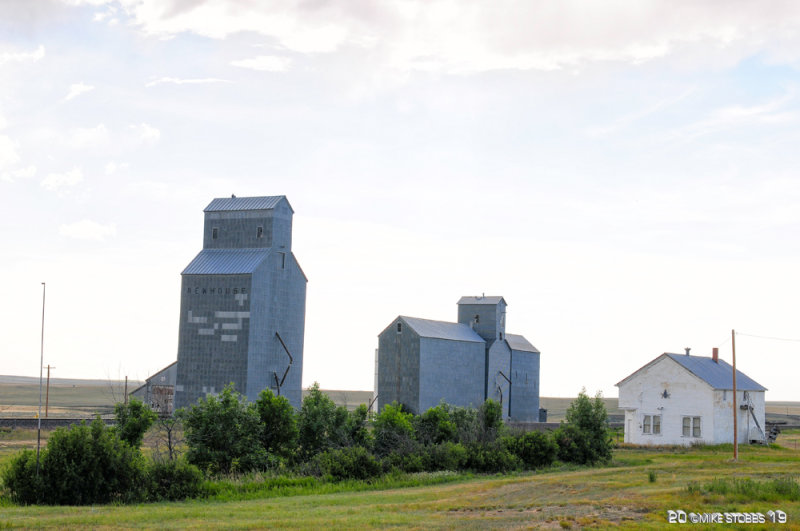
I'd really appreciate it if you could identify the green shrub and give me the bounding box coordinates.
[297,383,349,458]
[147,459,204,501]
[345,404,373,449]
[114,398,157,448]
[465,441,521,473]
[507,431,558,469]
[478,400,505,442]
[307,447,382,481]
[183,384,266,475]
[373,402,416,457]
[554,390,613,465]
[254,389,298,458]
[415,404,458,445]
[2,419,147,505]
[1,449,42,505]
[420,442,468,471]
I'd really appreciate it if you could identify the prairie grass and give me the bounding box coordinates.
[1,442,798,528]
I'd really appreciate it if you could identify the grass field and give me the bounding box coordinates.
[1,434,799,528]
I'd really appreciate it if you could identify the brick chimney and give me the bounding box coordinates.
[712,347,719,363]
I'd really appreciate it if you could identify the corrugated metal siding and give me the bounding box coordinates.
[204,196,286,212]
[505,333,539,353]
[182,249,269,275]
[665,353,766,391]
[402,316,484,343]
[457,296,506,305]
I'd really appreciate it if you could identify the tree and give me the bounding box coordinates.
[415,402,457,445]
[478,399,505,442]
[151,413,184,462]
[555,389,613,465]
[182,384,265,474]
[297,383,349,458]
[254,388,298,458]
[373,401,415,457]
[114,397,157,448]
[345,403,373,448]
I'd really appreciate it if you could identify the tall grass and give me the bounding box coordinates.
[688,477,800,502]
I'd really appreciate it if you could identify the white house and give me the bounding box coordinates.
[616,348,767,446]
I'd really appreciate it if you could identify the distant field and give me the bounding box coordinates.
[1,376,797,423]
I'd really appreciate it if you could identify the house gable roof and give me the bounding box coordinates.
[616,353,767,391]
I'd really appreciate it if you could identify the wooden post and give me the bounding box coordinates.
[732,329,738,461]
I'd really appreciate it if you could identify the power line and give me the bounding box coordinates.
[735,331,800,343]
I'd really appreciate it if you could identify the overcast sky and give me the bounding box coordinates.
[2,1,799,401]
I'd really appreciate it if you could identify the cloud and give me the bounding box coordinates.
[231,55,291,72]
[86,1,800,74]
[1,165,37,183]
[41,167,83,191]
[145,76,232,87]
[59,219,117,241]
[104,161,129,175]
[64,82,95,101]
[0,45,45,66]
[0,135,21,171]
[65,123,110,149]
[129,122,160,143]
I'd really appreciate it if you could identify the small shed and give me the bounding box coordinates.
[616,349,767,445]
[130,361,177,415]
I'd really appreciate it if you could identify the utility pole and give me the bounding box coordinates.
[45,365,56,418]
[732,329,738,461]
[36,282,46,476]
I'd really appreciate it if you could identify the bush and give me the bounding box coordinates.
[2,419,147,505]
[1,449,42,505]
[345,404,373,449]
[478,400,505,442]
[465,441,521,473]
[373,402,416,457]
[555,390,613,465]
[254,389,298,458]
[306,446,382,481]
[507,431,558,469]
[183,384,266,475]
[147,459,204,501]
[297,383,349,458]
[114,398,157,448]
[419,442,468,471]
[415,404,458,445]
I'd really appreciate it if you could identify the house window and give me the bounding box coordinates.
[278,252,286,269]
[643,415,651,434]
[212,227,218,239]
[257,226,263,238]
[474,314,480,324]
[396,322,402,333]
[653,415,661,434]
[499,332,503,340]
[683,416,701,437]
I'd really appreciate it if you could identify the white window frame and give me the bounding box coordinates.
[682,416,701,438]
[642,415,651,434]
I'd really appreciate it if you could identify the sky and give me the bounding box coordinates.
[1,0,800,401]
